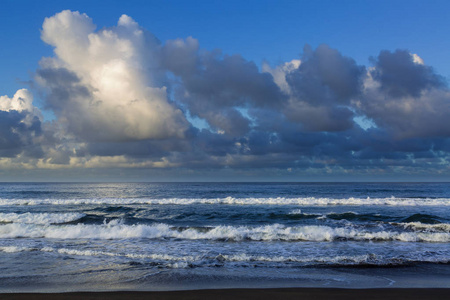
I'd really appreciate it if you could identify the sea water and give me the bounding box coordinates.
[0,182,449,291]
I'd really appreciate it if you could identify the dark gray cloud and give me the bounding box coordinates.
[359,50,450,139]
[283,44,365,132]
[36,67,89,112]
[288,44,365,104]
[0,110,43,158]
[162,38,286,136]
[370,49,444,98]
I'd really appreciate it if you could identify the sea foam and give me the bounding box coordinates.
[0,212,85,224]
[0,196,449,206]
[395,222,450,233]
[1,246,448,267]
[0,222,448,242]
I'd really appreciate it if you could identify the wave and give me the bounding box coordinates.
[0,212,86,225]
[400,213,444,224]
[0,246,448,267]
[287,211,447,225]
[0,246,197,261]
[0,222,448,242]
[288,209,322,217]
[393,222,450,233]
[216,253,450,266]
[0,196,449,206]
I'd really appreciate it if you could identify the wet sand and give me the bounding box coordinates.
[0,288,449,300]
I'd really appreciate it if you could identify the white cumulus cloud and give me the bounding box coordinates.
[0,89,34,113]
[38,10,189,142]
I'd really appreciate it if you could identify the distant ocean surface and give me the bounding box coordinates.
[0,182,449,292]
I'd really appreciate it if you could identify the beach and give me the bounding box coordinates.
[1,288,450,300]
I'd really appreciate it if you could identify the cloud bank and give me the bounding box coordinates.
[1,10,450,179]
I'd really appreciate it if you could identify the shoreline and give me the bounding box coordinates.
[0,288,449,300]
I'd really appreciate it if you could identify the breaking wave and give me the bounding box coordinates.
[0,196,449,206]
[0,212,86,225]
[0,246,448,268]
[0,222,448,242]
[394,222,450,233]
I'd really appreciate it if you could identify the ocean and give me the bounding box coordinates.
[0,182,449,292]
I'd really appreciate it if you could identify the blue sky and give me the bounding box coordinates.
[2,0,450,97]
[1,0,450,181]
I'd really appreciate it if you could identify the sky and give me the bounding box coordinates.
[1,0,450,181]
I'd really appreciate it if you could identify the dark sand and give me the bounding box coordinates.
[0,288,449,300]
